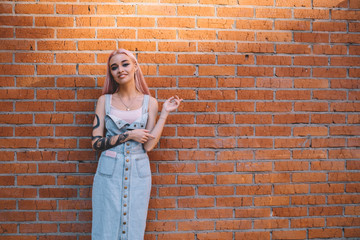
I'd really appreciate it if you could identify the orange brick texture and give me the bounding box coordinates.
[1,0,360,239]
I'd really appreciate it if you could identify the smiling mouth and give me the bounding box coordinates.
[118,74,127,78]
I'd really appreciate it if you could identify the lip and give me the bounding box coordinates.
[118,74,127,78]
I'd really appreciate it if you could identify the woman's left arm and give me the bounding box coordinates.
[143,95,182,152]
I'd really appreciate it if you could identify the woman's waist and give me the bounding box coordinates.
[107,141,146,154]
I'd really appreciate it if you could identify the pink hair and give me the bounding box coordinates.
[102,49,150,95]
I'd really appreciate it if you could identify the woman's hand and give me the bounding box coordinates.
[128,129,155,143]
[162,95,183,113]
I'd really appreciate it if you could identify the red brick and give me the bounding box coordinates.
[238,138,273,148]
[237,162,272,172]
[219,31,255,41]
[313,22,347,32]
[310,206,343,216]
[235,208,270,218]
[292,173,327,182]
[178,221,213,231]
[198,163,234,173]
[256,8,291,18]
[294,102,328,111]
[255,173,290,183]
[216,197,248,207]
[235,232,270,240]
[158,42,196,52]
[294,9,329,19]
[0,65,35,75]
[236,185,271,195]
[274,184,308,194]
[255,126,291,136]
[274,161,309,171]
[197,232,233,240]
[276,67,310,77]
[275,20,310,31]
[276,0,311,7]
[273,207,307,217]
[309,229,342,239]
[292,218,325,228]
[158,210,194,220]
[218,127,254,136]
[198,42,235,52]
[56,4,95,15]
[198,186,234,196]
[178,175,214,185]
[310,183,344,193]
[215,220,251,230]
[218,102,254,112]
[311,161,345,170]
[236,114,272,124]
[217,174,252,184]
[292,196,325,205]
[179,30,217,40]
[238,43,274,53]
[257,78,292,88]
[197,19,234,29]
[313,45,347,55]
[178,198,214,208]
[157,233,194,240]
[177,6,215,16]
[18,176,55,186]
[345,228,360,238]
[257,32,292,42]
[273,230,307,239]
[197,209,232,219]
[236,19,272,29]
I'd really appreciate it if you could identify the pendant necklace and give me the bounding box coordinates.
[118,95,136,111]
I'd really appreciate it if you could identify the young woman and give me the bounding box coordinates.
[91,49,182,240]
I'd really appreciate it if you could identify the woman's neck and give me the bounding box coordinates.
[114,80,141,99]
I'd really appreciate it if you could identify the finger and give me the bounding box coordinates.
[145,133,155,138]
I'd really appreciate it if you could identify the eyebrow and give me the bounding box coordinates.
[110,60,129,67]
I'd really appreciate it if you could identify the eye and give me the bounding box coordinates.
[122,63,129,67]
[111,66,118,71]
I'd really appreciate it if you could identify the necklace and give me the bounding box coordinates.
[118,95,137,111]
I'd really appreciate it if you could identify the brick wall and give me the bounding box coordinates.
[1,0,360,239]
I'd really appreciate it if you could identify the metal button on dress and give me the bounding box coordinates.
[122,231,125,234]
[126,150,129,154]
[125,177,128,180]
[124,204,127,207]
[126,159,129,162]
[124,212,126,215]
[124,186,127,189]
[125,168,128,171]
[124,195,127,198]
[126,143,129,146]
[123,222,126,225]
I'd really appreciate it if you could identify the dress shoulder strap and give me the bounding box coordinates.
[105,94,111,115]
[142,95,150,114]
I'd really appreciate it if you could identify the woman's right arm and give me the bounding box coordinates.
[91,95,130,151]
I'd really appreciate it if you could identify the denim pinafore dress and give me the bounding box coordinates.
[91,94,152,240]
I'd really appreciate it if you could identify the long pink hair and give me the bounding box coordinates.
[102,49,150,95]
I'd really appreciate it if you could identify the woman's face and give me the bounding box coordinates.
[109,53,137,86]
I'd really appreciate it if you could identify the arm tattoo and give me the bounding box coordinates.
[92,132,129,151]
[93,114,100,129]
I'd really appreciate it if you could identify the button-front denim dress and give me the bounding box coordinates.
[91,94,152,240]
